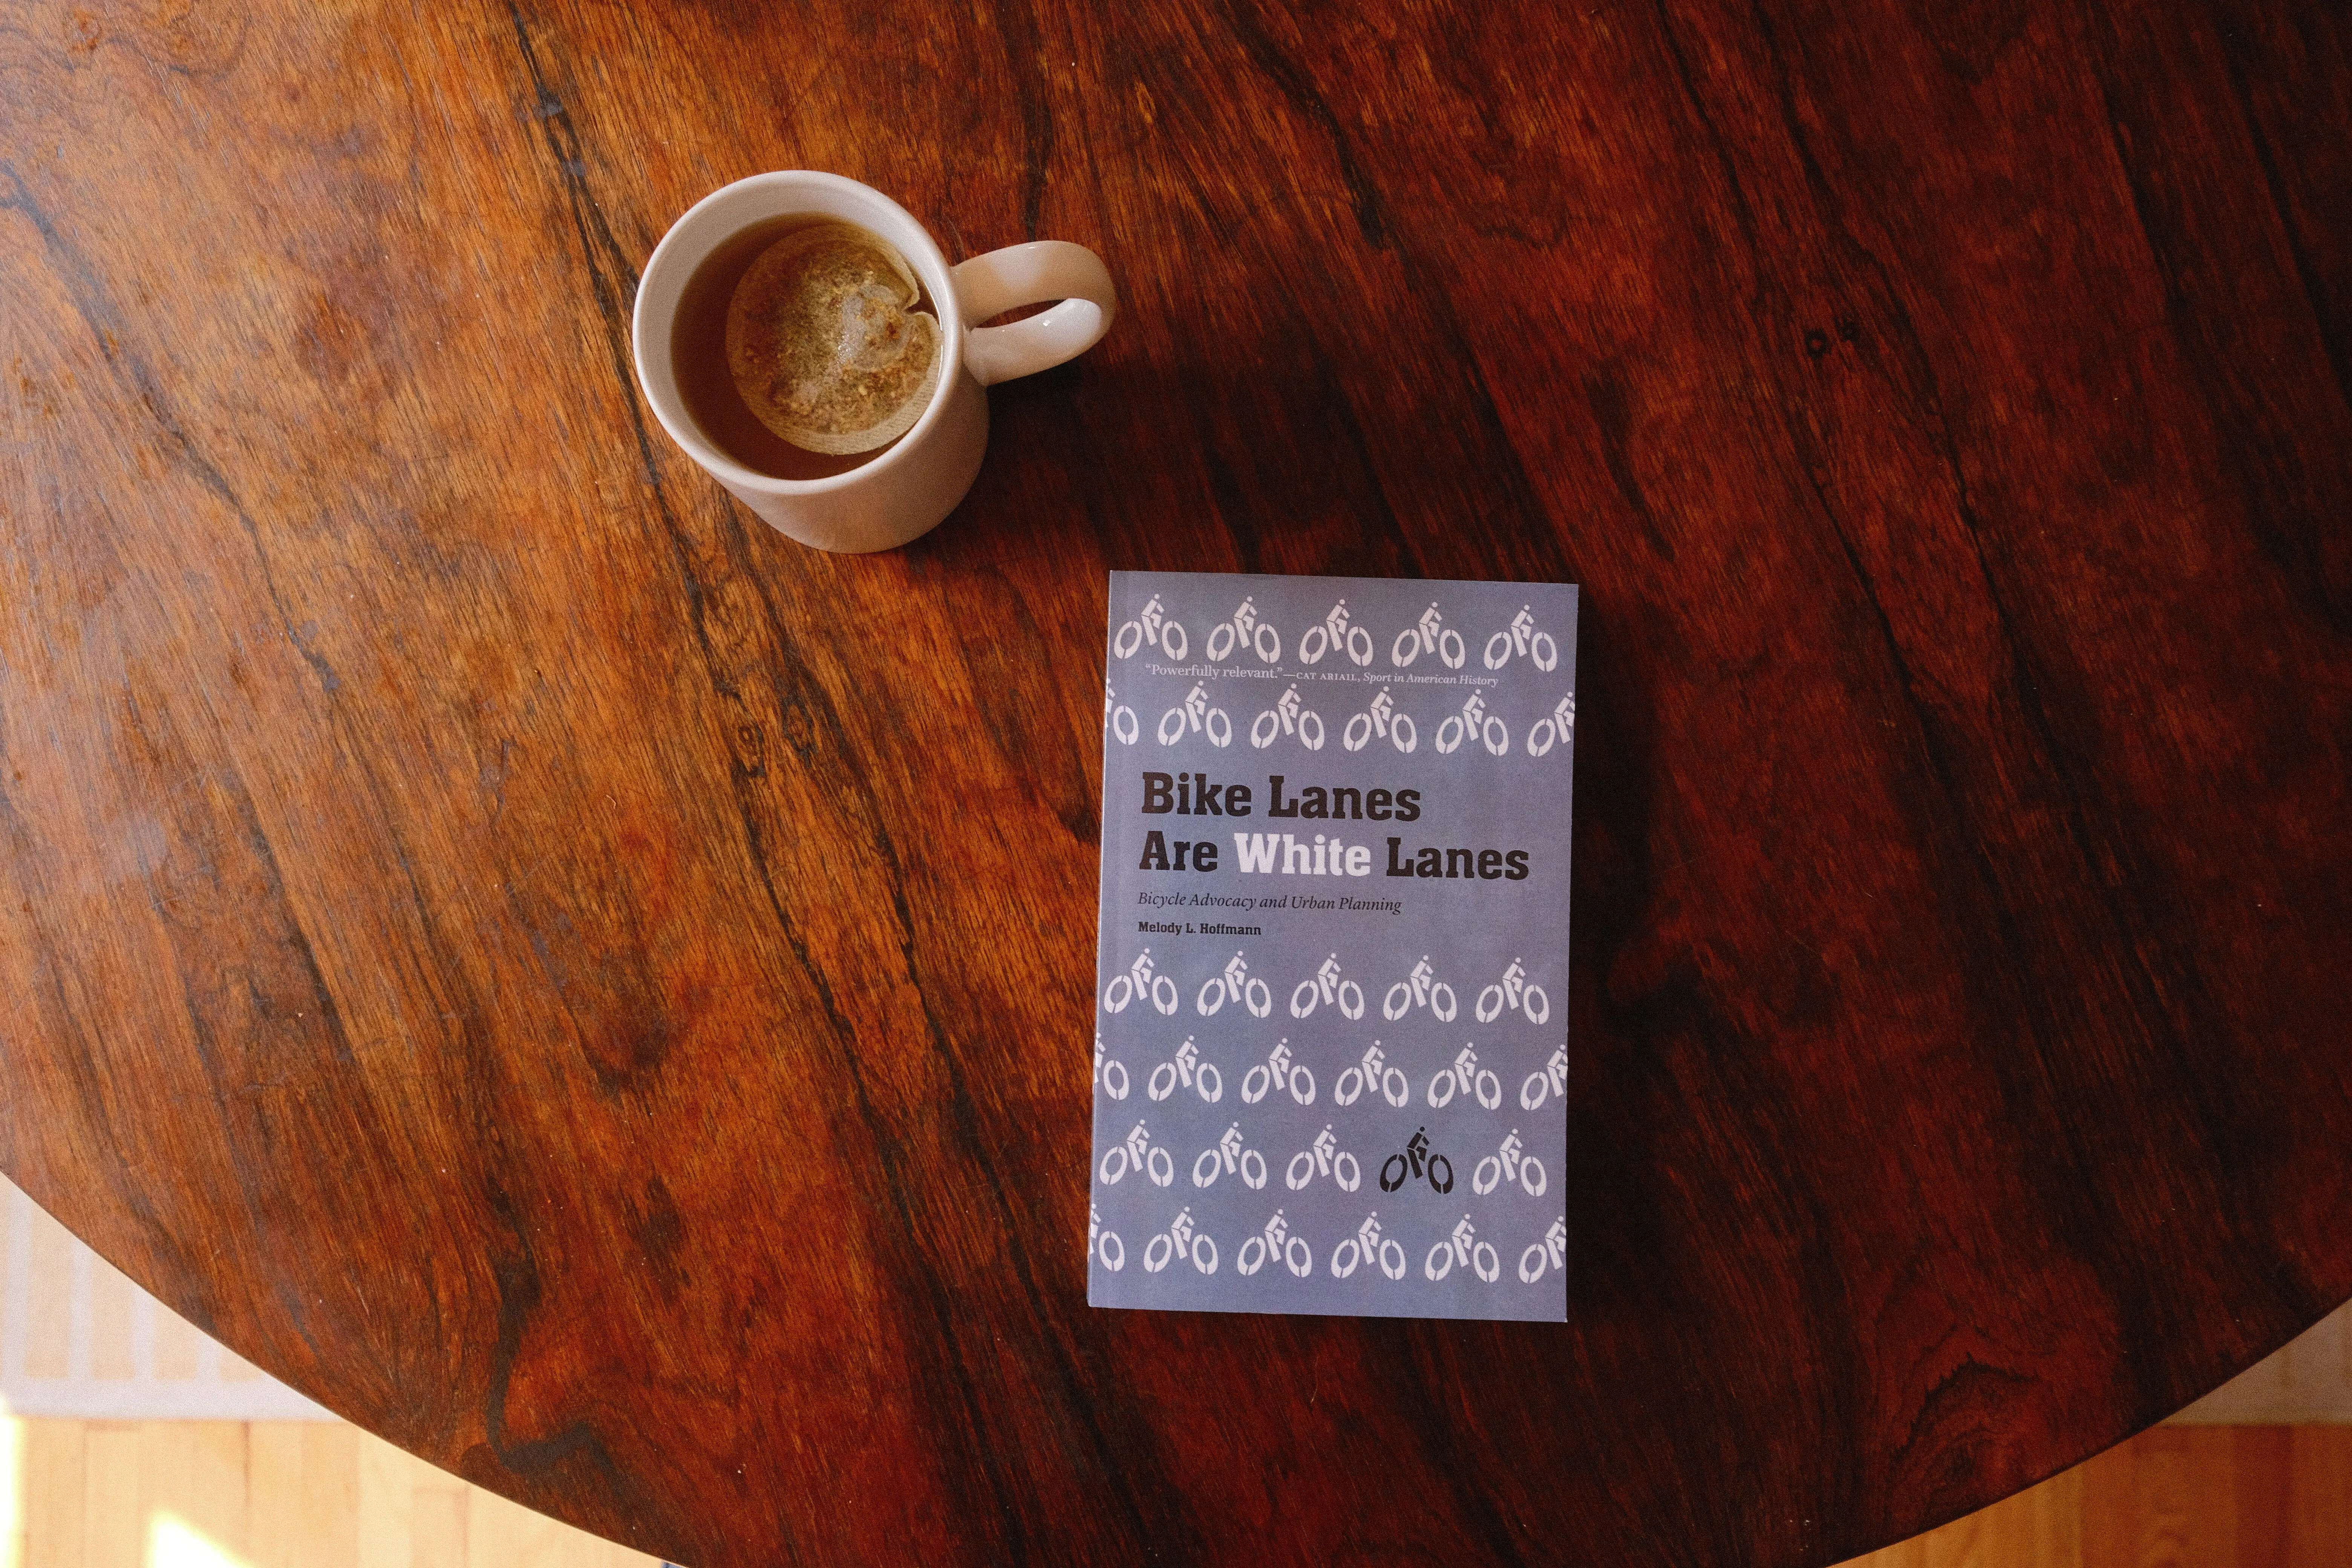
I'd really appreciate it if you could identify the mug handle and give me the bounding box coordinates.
[952,242,1116,387]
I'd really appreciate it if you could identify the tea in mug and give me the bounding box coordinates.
[671,216,942,480]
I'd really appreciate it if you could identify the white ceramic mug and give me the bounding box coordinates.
[632,172,1116,553]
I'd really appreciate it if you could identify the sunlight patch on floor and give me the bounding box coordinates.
[150,1512,250,1568]
[3,1407,23,1568]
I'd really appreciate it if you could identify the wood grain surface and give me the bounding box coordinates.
[1,0,2347,1562]
[14,1418,2352,1568]
[8,1418,664,1568]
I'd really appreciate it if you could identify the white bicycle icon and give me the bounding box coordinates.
[1197,949,1273,1018]
[1205,595,1282,664]
[1236,1208,1313,1278]
[1240,1037,1316,1105]
[1250,684,1326,751]
[1290,952,1366,1020]
[1142,1205,1218,1275]
[1475,958,1552,1025]
[1519,1216,1568,1283]
[1112,593,1188,661]
[1099,1119,1175,1187]
[1093,1034,1129,1101]
[1383,955,1459,1022]
[1426,1043,1502,1110]
[1089,1202,1124,1272]
[1329,1211,1407,1280]
[1147,1036,1223,1103]
[1526,691,1576,758]
[1471,1129,1548,1198]
[1391,601,1467,669]
[1521,1044,1570,1110]
[1342,688,1417,754]
[1297,598,1375,666]
[1334,1040,1410,1107]
[1434,690,1510,756]
[1425,1214,1501,1283]
[1103,682,1139,746]
[1483,605,1560,671]
[1284,1124,1363,1192]
[1193,1121,1269,1190]
[1158,681,1233,748]
[1102,948,1179,1016]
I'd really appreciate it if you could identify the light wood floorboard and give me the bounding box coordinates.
[1837,1425,2352,1568]
[3,1414,2348,1565]
[2,1418,658,1568]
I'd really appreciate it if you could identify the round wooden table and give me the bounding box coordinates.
[4,0,2347,1562]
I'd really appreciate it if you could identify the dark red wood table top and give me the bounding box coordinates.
[3,0,2348,1562]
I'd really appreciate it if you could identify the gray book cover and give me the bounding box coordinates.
[1088,571,1577,1322]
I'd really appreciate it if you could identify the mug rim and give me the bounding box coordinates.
[632,171,963,497]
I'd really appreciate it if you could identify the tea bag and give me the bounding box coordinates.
[725,223,943,455]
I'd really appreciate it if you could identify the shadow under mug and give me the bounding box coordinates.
[632,172,1116,553]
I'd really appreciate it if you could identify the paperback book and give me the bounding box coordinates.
[1088,571,1577,1321]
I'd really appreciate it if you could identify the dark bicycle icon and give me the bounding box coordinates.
[1378,1127,1455,1195]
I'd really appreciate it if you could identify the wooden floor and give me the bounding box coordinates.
[1841,1426,2351,1568]
[1,1416,2345,1565]
[0,1418,658,1568]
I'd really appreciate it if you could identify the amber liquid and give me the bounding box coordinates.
[669,216,936,481]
